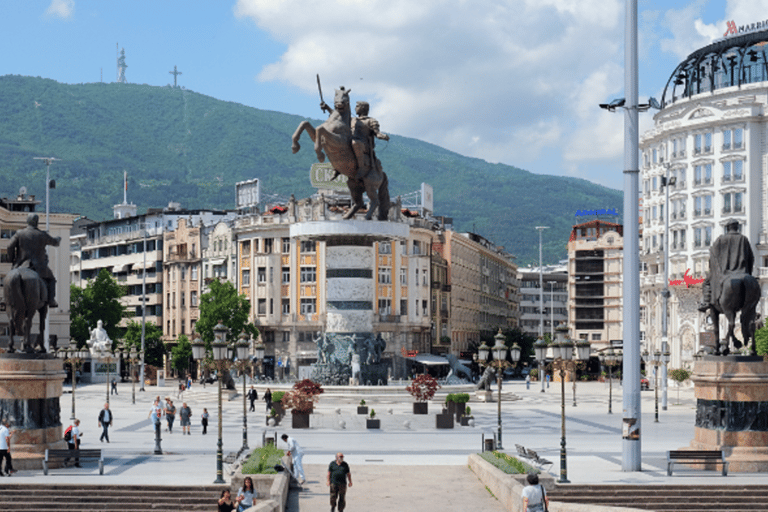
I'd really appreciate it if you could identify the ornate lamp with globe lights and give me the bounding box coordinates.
[231,332,252,452]
[475,329,521,450]
[549,331,590,484]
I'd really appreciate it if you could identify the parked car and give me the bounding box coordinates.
[641,377,649,390]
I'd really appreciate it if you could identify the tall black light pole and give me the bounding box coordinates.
[211,322,229,484]
[550,331,591,484]
[232,332,251,453]
[477,329,520,450]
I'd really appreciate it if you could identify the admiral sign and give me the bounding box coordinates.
[575,208,618,216]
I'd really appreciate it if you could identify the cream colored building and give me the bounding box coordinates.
[567,220,624,351]
[0,191,75,349]
[442,230,519,354]
[163,218,202,341]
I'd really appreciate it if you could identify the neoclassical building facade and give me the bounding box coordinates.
[640,27,768,368]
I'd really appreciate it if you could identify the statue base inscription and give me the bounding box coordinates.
[0,353,67,470]
[687,356,768,472]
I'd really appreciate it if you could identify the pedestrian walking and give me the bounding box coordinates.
[264,388,272,413]
[247,386,258,412]
[281,434,305,484]
[201,408,209,435]
[522,473,549,512]
[110,378,118,395]
[177,381,185,399]
[98,403,113,443]
[165,399,176,434]
[180,402,192,435]
[327,452,352,512]
[0,419,16,476]
[64,419,81,467]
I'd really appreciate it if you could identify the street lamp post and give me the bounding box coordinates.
[232,332,252,453]
[100,349,116,405]
[534,337,548,393]
[211,322,229,484]
[600,348,622,414]
[643,350,663,423]
[477,329,521,450]
[119,343,143,405]
[550,333,591,484]
[57,347,87,420]
[253,338,266,380]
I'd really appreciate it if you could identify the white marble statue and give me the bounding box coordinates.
[87,319,112,355]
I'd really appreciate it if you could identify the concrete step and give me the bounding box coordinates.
[549,485,768,512]
[0,484,226,512]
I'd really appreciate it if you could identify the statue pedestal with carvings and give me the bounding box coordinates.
[688,356,768,472]
[0,353,66,469]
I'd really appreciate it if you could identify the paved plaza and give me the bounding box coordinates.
[4,377,764,510]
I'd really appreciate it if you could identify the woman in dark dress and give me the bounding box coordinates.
[263,388,272,413]
[218,489,235,512]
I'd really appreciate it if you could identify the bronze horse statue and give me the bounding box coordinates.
[291,86,389,220]
[4,266,49,353]
[711,272,760,356]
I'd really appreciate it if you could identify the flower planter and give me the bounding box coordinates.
[292,412,310,429]
[446,401,457,415]
[453,403,466,420]
[357,406,369,415]
[436,412,454,429]
[266,415,281,426]
[366,419,380,429]
[460,416,474,426]
[413,402,428,415]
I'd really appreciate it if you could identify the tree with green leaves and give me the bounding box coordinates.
[123,320,166,368]
[197,279,258,344]
[171,334,192,376]
[197,280,258,390]
[69,268,127,348]
[668,368,692,405]
[755,318,768,356]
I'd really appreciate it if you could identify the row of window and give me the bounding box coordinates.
[644,128,744,166]
[643,160,744,197]
[645,191,744,224]
[645,223,741,251]
[165,291,198,308]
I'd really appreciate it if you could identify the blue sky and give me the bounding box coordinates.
[1,0,763,191]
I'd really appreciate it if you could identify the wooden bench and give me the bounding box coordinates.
[515,444,531,460]
[667,450,728,476]
[43,449,104,475]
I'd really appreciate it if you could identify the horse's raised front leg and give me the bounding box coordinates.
[292,121,316,154]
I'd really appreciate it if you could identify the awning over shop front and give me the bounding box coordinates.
[207,258,226,266]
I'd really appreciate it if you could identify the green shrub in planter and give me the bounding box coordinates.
[271,390,286,402]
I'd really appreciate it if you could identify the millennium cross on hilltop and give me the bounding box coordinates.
[169,65,182,88]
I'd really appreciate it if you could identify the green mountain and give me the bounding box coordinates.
[0,75,622,264]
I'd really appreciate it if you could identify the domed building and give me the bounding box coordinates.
[640,26,768,368]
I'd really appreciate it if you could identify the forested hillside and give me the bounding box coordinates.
[0,75,622,264]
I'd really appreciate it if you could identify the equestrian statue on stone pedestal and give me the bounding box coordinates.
[3,214,60,353]
[291,76,391,221]
[697,219,759,356]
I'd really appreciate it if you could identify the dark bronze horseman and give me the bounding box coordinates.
[292,77,391,221]
[3,213,60,353]
[697,219,759,355]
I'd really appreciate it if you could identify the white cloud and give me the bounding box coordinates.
[234,0,627,185]
[45,0,74,19]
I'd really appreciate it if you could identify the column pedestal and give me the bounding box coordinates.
[0,353,67,470]
[688,356,768,472]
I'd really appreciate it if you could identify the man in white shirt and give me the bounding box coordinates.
[65,419,81,467]
[281,434,305,484]
[0,419,16,476]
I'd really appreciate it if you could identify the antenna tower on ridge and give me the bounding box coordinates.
[117,44,128,84]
